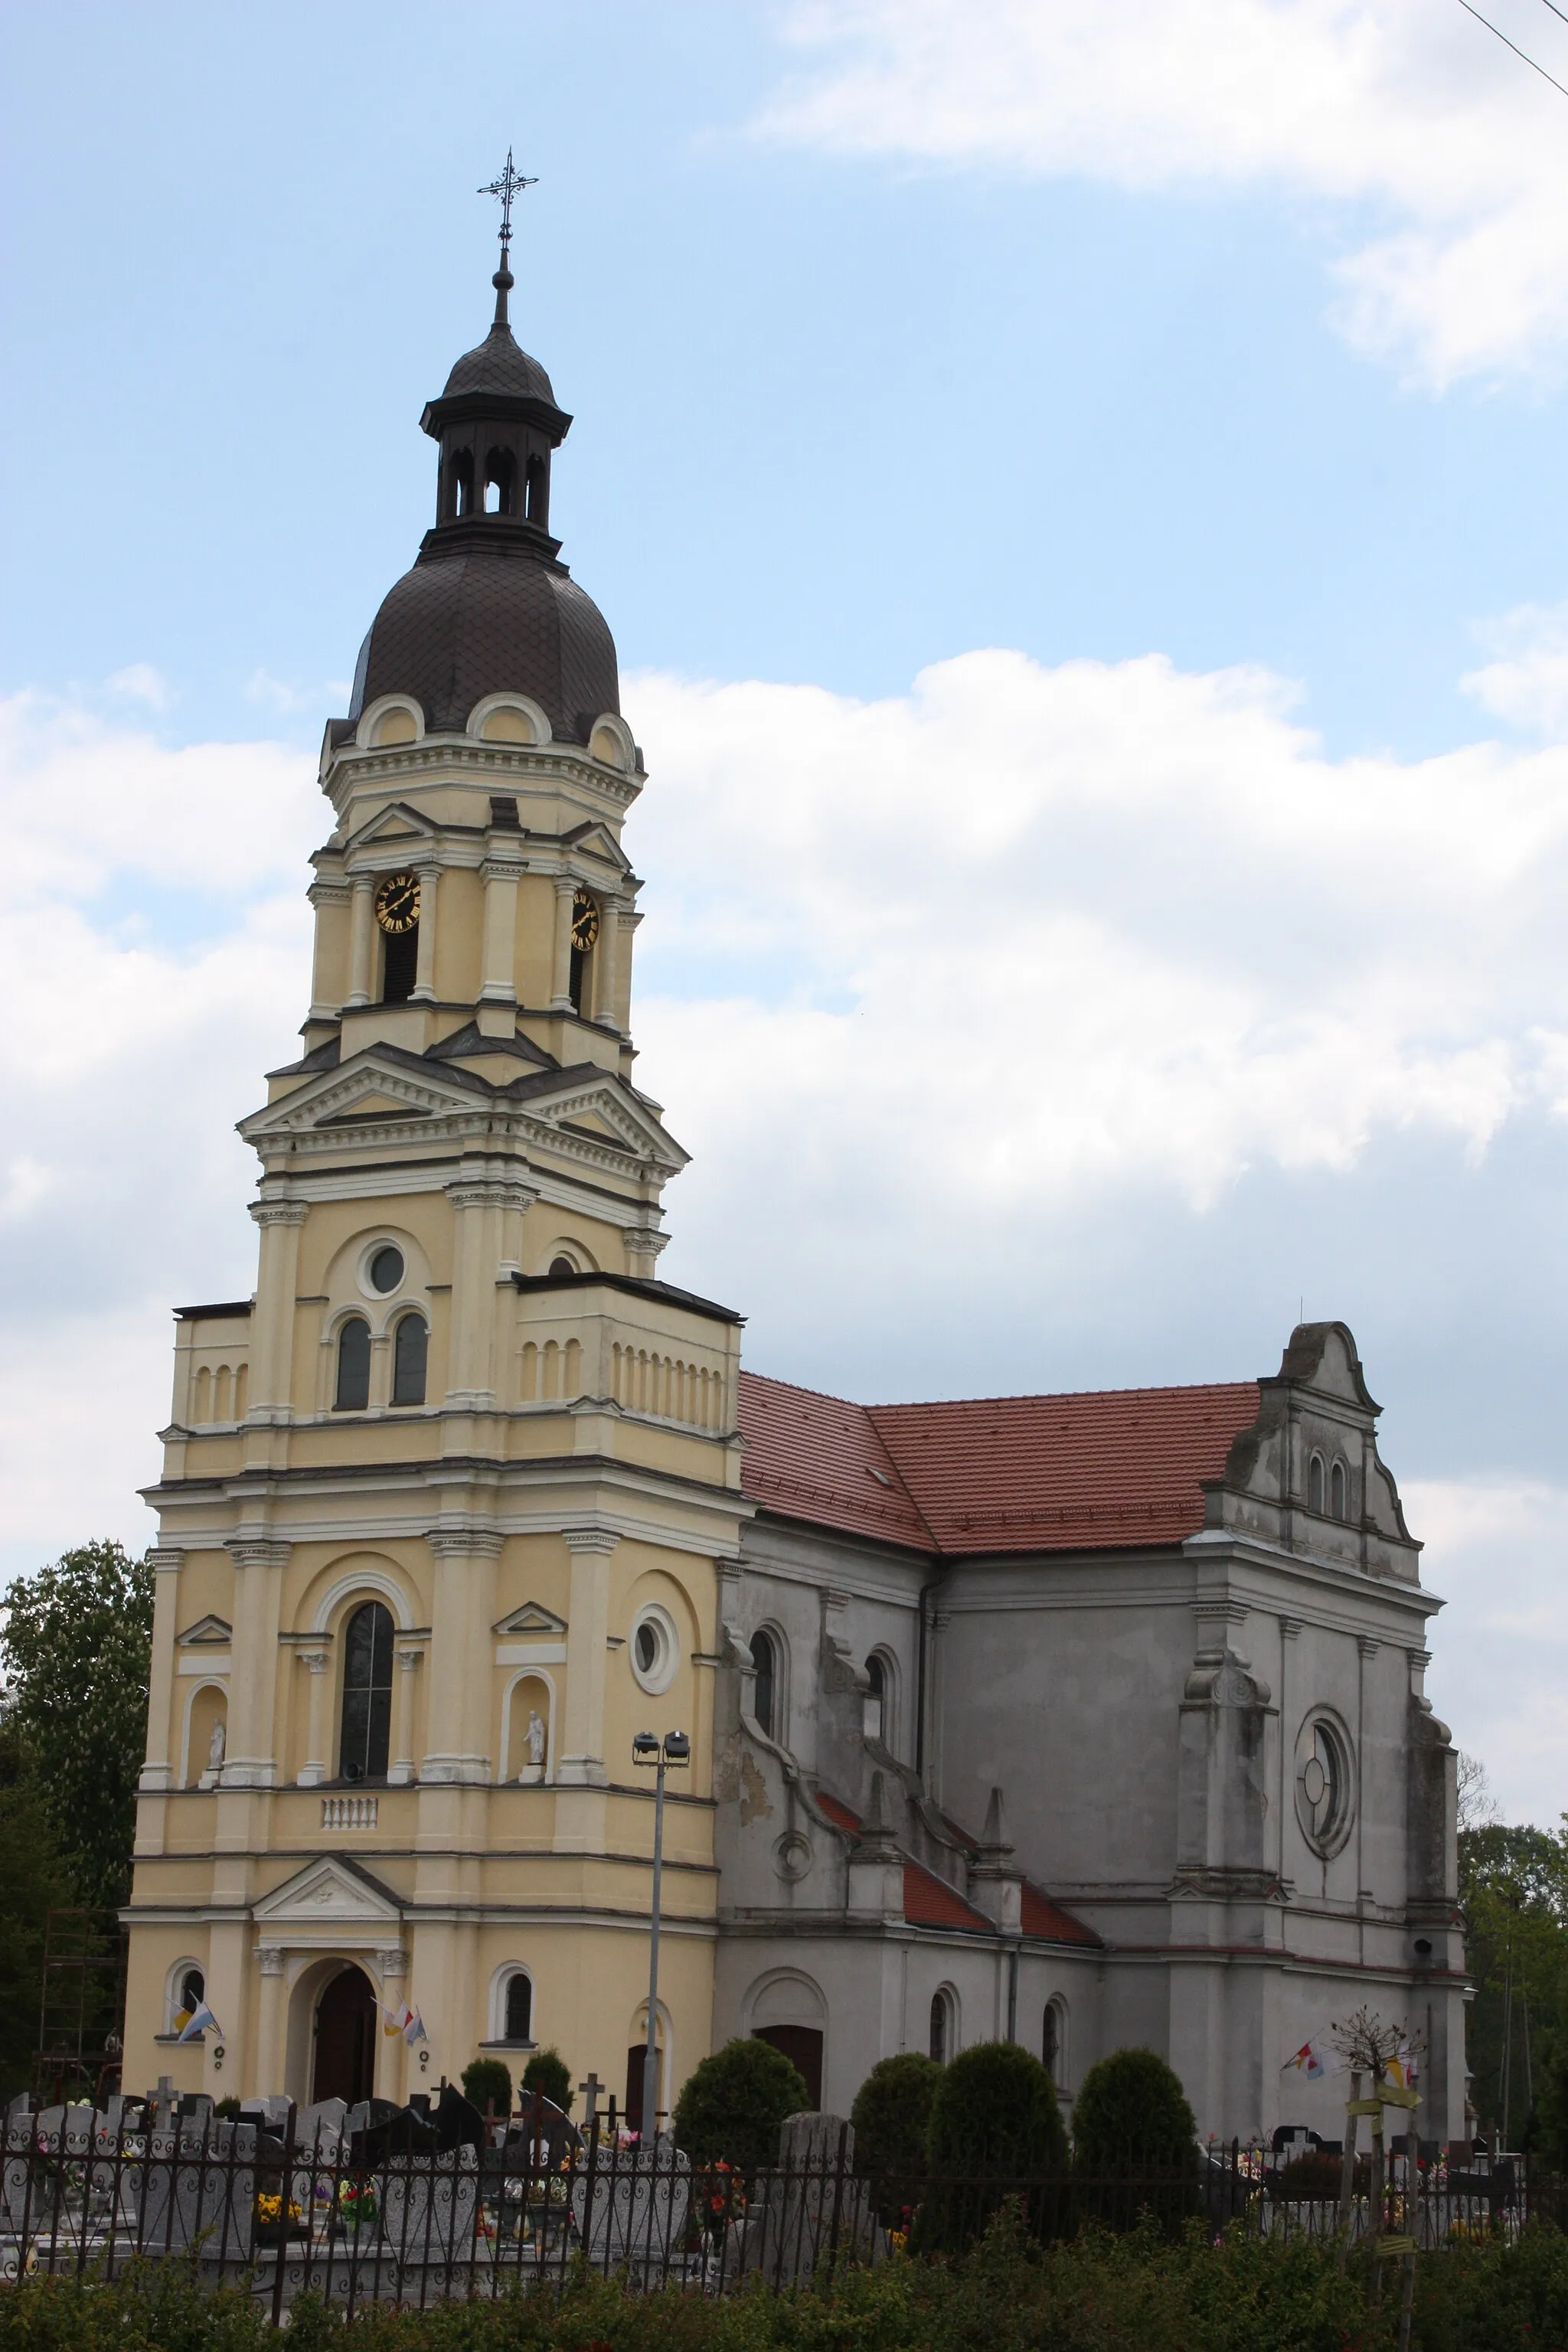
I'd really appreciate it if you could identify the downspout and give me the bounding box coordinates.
[914,1569,944,1792]
[1006,1942,1019,2043]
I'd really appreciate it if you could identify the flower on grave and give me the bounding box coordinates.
[255,2194,302,2225]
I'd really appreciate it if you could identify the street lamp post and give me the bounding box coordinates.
[632,1728,690,2140]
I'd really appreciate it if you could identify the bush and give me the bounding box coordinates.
[851,2050,941,2223]
[672,2035,808,2171]
[520,2046,573,2113]
[459,2057,511,2115]
[916,2039,1066,2253]
[1073,2045,1197,2168]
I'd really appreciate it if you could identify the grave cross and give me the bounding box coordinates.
[156,2076,175,2099]
[577,2072,603,2127]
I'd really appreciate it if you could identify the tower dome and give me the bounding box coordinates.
[344,231,619,747]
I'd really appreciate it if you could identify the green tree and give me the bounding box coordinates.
[521,2047,573,2112]
[0,1720,73,2099]
[916,2040,1066,2253]
[672,2036,808,2171]
[0,1541,154,1912]
[851,2050,941,2224]
[461,2057,512,2115]
[1459,1819,1568,2141]
[1071,2047,1197,2168]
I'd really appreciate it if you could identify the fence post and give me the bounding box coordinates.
[270,2103,296,2329]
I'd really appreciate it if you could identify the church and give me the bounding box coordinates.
[124,197,1468,2150]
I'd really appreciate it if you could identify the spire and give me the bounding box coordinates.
[478,149,537,331]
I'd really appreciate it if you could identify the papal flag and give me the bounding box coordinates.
[176,2001,221,2045]
[1282,2034,1339,2080]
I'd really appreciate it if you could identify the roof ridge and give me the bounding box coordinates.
[867,1377,1261,1413]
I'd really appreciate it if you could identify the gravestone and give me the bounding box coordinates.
[733,2114,883,2288]
[570,2137,691,2272]
[1,2099,38,2238]
[240,2096,293,2128]
[295,2099,348,2159]
[381,2145,479,2269]
[139,2114,257,2262]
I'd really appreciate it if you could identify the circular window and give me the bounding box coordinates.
[1295,1715,1354,1857]
[368,1245,405,1295]
[629,1605,679,1695]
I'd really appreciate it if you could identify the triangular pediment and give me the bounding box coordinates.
[521,1068,687,1173]
[561,819,631,873]
[492,1600,567,1636]
[314,1092,429,1125]
[242,1048,487,1143]
[253,1857,403,1929]
[345,802,439,852]
[177,1615,233,1647]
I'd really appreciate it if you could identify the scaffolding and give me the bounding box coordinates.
[34,1908,126,2105]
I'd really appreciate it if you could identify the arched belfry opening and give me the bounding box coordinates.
[484,448,516,515]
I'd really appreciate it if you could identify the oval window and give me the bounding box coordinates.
[1295,1716,1354,1857]
[368,1245,405,1295]
[629,1606,678,1695]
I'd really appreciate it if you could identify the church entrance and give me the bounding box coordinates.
[313,1964,377,2104]
[753,2024,823,2109]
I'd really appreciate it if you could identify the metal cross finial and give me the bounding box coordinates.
[479,149,537,263]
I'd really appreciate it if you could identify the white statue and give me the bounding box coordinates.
[207,1717,226,1772]
[525,1710,546,1769]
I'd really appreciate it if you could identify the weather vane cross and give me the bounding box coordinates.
[479,149,537,265]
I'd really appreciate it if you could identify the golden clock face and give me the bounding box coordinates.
[374,873,420,934]
[570,888,600,952]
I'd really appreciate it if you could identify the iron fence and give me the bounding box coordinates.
[0,2096,1550,2316]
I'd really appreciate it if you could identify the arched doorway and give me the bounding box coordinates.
[313,1964,377,2104]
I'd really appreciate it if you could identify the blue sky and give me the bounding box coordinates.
[7,0,1568,1818]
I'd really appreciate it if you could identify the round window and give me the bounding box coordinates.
[1295,1715,1354,1857]
[368,1245,405,1295]
[629,1606,678,1695]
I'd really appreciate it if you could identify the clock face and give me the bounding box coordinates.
[570,889,600,952]
[374,873,420,934]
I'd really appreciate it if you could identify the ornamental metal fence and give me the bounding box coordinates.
[0,2090,1550,2316]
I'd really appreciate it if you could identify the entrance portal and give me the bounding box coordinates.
[313,1964,377,2104]
[753,2024,823,2109]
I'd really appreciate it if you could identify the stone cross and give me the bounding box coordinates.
[577,2072,603,2126]
[156,2076,175,2099]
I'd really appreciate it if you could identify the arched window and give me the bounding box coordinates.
[1308,1452,1325,1513]
[381,921,418,1004]
[752,1628,777,1740]
[483,449,515,515]
[171,1964,205,2034]
[505,1973,533,2043]
[447,450,474,518]
[339,1601,394,1782]
[865,1655,886,1743]
[1330,1460,1348,1521]
[548,1256,577,1279]
[1043,1998,1067,2086]
[929,1987,954,2065]
[335,1317,371,1412]
[391,1313,427,1406]
[525,453,548,527]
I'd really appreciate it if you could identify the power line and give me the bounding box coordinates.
[1458,0,1568,100]
[1538,0,1568,31]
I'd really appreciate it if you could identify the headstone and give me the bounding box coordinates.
[734,2114,884,2288]
[433,2082,485,2154]
[0,2099,38,2236]
[295,2099,348,2161]
[570,2138,691,2272]
[380,2145,479,2267]
[240,2096,293,2127]
[139,2114,257,2261]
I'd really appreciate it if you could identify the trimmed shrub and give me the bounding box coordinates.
[672,2035,808,2171]
[1072,2046,1197,2169]
[460,2056,512,2115]
[916,2039,1066,2252]
[851,2050,941,2224]
[520,2046,573,2113]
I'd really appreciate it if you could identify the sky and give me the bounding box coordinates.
[5,0,1568,1819]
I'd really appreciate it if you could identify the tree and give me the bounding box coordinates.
[1459,1818,1568,2141]
[1071,2047,1197,2169]
[850,2050,941,2223]
[462,2057,512,2115]
[521,2047,573,2112]
[0,1720,73,2099]
[1,1542,154,1911]
[672,2036,808,2171]
[915,2040,1066,2253]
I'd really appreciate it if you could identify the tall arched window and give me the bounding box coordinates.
[1330,1460,1348,1521]
[171,1965,205,2034]
[752,1629,776,1740]
[392,1313,427,1406]
[505,1973,533,2043]
[447,449,473,519]
[483,448,515,514]
[929,1987,954,2065]
[865,1655,886,1743]
[339,1601,394,1782]
[335,1317,371,1411]
[1308,1452,1325,1513]
[1043,1998,1067,2086]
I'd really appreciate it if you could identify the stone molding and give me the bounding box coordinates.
[562,1527,620,1556]
[427,1526,505,1561]
[250,1200,308,1228]
[226,1539,290,1572]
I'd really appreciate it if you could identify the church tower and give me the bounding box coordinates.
[126,185,746,2114]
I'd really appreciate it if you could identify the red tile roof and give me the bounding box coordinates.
[902,1859,995,1934]
[813,1790,861,1834]
[809,1790,1099,1947]
[738,1370,1259,1557]
[1021,1883,1102,1947]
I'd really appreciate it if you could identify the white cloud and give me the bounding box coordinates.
[107,662,172,710]
[756,0,1568,384]
[1463,601,1568,737]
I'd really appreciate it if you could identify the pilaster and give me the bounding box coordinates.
[420,1527,501,1784]
[138,1547,185,1797]
[247,1200,306,1424]
[555,1527,618,1787]
[220,1539,290,1790]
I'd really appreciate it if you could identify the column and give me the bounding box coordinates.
[345,876,374,1007]
[411,864,439,1002]
[139,1547,185,1795]
[222,1539,290,1789]
[555,1528,618,1787]
[388,1646,423,1784]
[375,1949,409,2100]
[613,903,641,1034]
[296,1647,332,1785]
[550,877,576,1008]
[444,1171,535,1412]
[420,1527,501,1784]
[593,891,621,1030]
[306,880,350,1021]
[479,858,524,1001]
[247,1200,306,1422]
[255,1946,287,2098]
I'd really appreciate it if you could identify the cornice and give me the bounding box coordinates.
[322,737,640,813]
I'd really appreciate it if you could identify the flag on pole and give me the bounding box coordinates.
[176,2002,221,2045]
[1384,2047,1419,2092]
[403,2007,426,2047]
[381,2002,426,2046]
[1282,2034,1341,2080]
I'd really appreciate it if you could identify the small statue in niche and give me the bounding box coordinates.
[525,1710,547,1770]
[207,1717,227,1773]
